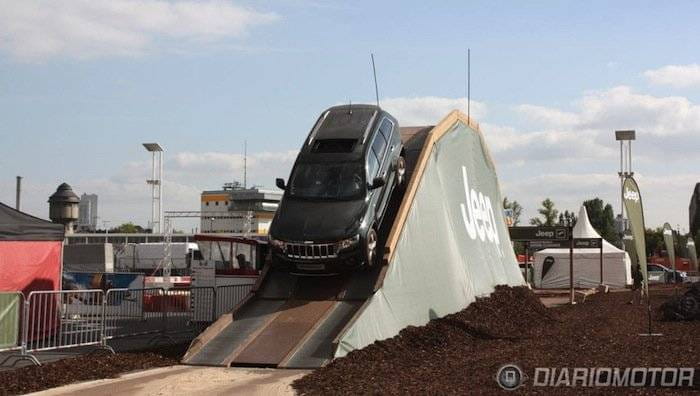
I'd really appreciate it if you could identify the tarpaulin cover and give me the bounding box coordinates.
[533,206,632,289]
[0,201,64,241]
[0,241,63,293]
[0,292,21,349]
[336,114,524,357]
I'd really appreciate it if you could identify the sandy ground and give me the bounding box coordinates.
[29,366,308,396]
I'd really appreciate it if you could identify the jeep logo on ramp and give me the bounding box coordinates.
[460,166,500,245]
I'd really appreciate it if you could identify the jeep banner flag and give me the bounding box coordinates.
[336,111,523,357]
[662,223,676,275]
[623,177,648,294]
[688,240,698,272]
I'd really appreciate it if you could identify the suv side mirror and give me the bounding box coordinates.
[275,178,286,190]
[369,176,385,190]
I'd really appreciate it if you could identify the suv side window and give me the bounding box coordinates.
[367,150,380,180]
[371,129,387,163]
[379,118,393,141]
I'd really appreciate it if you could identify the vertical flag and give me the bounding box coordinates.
[623,177,648,294]
[688,239,698,272]
[623,232,638,270]
[662,222,676,277]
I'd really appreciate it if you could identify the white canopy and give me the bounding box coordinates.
[533,205,632,288]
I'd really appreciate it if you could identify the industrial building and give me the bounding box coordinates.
[78,193,98,231]
[200,183,281,234]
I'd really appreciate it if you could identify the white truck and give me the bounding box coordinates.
[115,242,201,275]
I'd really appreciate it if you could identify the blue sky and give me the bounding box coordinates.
[1,1,699,232]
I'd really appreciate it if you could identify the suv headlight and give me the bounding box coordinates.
[269,238,286,251]
[337,234,360,251]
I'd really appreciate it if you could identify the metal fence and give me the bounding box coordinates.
[216,284,254,317]
[0,283,254,367]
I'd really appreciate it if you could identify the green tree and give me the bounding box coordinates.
[502,196,523,226]
[530,198,558,226]
[644,227,664,257]
[558,210,578,227]
[110,222,145,233]
[582,198,619,245]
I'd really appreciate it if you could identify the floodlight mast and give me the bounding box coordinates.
[143,143,164,234]
[615,130,635,232]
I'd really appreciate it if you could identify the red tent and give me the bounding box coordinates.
[0,202,64,294]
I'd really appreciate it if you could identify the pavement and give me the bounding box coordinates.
[28,366,308,396]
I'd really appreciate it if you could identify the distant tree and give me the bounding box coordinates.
[558,210,577,227]
[530,198,558,226]
[645,227,664,257]
[110,222,145,233]
[502,197,523,226]
[582,198,619,245]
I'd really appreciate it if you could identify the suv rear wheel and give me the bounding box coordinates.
[365,228,378,267]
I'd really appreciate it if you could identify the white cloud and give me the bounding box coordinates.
[0,0,279,61]
[644,64,700,88]
[515,86,700,137]
[380,96,486,126]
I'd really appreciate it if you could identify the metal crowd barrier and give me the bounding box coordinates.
[216,284,255,317]
[104,288,164,340]
[0,283,255,367]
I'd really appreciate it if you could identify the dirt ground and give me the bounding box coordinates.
[3,285,697,395]
[29,366,307,396]
[294,285,700,395]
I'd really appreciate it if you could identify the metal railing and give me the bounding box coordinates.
[216,284,255,317]
[0,283,254,367]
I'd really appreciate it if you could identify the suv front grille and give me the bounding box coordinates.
[286,243,337,259]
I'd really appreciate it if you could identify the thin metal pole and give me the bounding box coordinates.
[467,48,471,121]
[15,176,22,210]
[371,53,380,107]
[243,140,247,189]
[524,243,529,286]
[600,238,604,284]
[570,232,575,304]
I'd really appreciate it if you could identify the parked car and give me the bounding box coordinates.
[268,104,406,274]
[647,264,688,284]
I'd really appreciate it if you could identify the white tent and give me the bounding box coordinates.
[533,205,632,289]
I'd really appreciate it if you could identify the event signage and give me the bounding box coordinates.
[623,177,648,294]
[688,240,698,272]
[528,238,601,250]
[662,223,676,275]
[509,226,570,242]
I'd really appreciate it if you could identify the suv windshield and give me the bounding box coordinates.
[288,162,365,200]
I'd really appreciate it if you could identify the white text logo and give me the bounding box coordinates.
[624,188,640,202]
[460,166,500,245]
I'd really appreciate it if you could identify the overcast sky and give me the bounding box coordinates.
[1,1,698,232]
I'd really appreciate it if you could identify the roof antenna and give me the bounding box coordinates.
[348,99,352,115]
[371,53,380,107]
[467,48,471,121]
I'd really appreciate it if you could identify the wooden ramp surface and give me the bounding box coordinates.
[182,127,432,368]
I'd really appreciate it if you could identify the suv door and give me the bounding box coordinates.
[369,121,391,224]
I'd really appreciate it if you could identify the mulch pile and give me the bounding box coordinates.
[0,343,188,395]
[294,285,700,395]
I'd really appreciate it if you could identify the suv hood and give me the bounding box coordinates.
[270,197,366,242]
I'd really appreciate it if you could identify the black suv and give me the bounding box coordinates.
[269,104,405,274]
